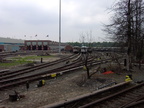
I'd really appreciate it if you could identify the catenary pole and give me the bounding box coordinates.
[59,0,61,54]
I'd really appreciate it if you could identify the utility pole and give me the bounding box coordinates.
[59,0,61,54]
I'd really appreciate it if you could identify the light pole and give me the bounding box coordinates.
[59,0,61,54]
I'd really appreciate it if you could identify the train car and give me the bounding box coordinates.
[81,46,88,54]
[73,46,81,53]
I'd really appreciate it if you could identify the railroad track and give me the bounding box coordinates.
[79,82,144,108]
[0,53,82,90]
[0,50,52,57]
[0,53,79,79]
[40,82,144,108]
[0,53,113,90]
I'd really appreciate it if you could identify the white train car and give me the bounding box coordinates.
[81,46,88,54]
[73,46,81,53]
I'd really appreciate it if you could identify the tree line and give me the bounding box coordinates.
[67,42,120,47]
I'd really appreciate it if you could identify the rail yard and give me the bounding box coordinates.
[0,51,144,108]
[0,0,144,107]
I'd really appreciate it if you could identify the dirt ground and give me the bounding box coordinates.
[0,54,144,108]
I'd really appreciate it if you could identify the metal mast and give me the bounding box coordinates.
[59,0,61,53]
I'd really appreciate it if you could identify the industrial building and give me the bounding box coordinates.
[0,37,72,52]
[0,37,24,52]
[25,40,72,52]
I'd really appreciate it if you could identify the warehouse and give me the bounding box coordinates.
[0,37,24,52]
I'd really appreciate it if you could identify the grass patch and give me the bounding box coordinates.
[0,60,33,68]
[0,55,54,68]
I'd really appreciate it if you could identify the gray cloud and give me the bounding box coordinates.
[0,0,116,42]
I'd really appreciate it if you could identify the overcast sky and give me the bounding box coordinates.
[0,0,116,42]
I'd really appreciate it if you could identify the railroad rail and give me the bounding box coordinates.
[0,53,79,79]
[39,82,144,108]
[0,52,123,90]
[0,54,83,89]
[79,82,144,108]
[39,82,130,108]
[0,53,116,90]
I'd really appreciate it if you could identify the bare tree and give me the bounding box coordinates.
[79,32,85,46]
[86,30,93,47]
[79,30,94,47]
[79,31,94,79]
[104,0,144,70]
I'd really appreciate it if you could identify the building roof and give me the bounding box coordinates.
[0,37,24,44]
[25,40,51,42]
